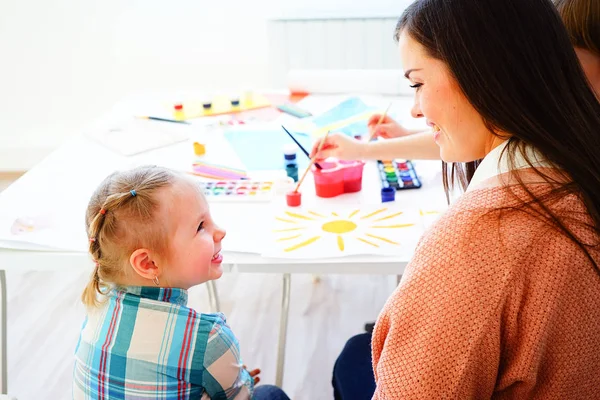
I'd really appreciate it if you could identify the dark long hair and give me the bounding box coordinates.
[396,0,600,275]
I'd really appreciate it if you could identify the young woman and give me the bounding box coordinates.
[332,0,600,398]
[313,0,600,167]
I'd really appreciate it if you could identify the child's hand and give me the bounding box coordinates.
[367,114,411,139]
[243,365,261,385]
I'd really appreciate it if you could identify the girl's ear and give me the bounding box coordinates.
[129,249,159,281]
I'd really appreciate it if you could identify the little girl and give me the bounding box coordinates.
[73,165,289,400]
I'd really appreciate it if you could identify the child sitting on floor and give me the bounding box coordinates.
[73,165,289,400]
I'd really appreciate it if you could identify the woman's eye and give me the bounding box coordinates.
[409,83,423,89]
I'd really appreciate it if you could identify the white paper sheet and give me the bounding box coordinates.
[0,137,130,252]
[84,116,192,156]
[262,204,429,259]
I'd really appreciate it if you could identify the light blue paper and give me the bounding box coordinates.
[224,129,312,171]
[310,97,377,137]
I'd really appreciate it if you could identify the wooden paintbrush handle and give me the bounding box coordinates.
[367,103,392,141]
[294,131,330,192]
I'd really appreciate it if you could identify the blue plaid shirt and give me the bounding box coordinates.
[73,286,254,399]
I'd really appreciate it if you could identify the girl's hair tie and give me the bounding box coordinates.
[99,208,106,215]
[130,190,137,197]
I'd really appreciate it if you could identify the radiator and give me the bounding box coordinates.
[267,17,402,89]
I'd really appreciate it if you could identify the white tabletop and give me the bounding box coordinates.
[0,93,447,275]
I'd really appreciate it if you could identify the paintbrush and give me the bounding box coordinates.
[281,125,323,170]
[367,103,392,141]
[294,131,330,193]
[137,116,190,124]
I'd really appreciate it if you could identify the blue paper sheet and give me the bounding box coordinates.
[311,97,373,126]
[224,129,312,171]
[309,97,378,137]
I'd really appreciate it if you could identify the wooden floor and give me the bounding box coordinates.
[6,265,397,400]
[0,174,21,192]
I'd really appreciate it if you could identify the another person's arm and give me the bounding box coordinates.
[363,131,440,160]
[311,114,440,161]
[367,113,426,138]
[311,131,440,161]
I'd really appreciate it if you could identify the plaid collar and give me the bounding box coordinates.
[113,285,188,307]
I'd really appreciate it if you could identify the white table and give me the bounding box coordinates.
[0,93,446,393]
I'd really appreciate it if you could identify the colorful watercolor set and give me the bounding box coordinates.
[377,160,422,190]
[197,178,296,202]
[198,180,274,202]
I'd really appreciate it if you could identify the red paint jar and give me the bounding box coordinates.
[286,191,302,207]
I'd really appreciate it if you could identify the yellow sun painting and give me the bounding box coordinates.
[268,206,423,258]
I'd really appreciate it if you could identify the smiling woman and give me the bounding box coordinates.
[399,36,507,163]
[311,0,600,174]
[332,0,600,398]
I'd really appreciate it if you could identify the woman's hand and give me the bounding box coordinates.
[310,133,367,161]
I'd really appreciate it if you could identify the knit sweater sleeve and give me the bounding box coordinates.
[372,204,518,399]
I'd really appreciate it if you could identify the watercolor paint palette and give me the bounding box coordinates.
[198,180,276,202]
[377,160,422,190]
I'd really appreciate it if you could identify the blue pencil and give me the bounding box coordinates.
[281,125,322,169]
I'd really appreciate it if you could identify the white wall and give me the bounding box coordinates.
[0,0,410,171]
[0,0,274,170]
[275,0,412,19]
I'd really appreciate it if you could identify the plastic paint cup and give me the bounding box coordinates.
[286,191,302,207]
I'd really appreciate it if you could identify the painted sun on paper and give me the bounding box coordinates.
[264,206,425,259]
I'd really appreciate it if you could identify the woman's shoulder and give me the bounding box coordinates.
[440,182,588,236]
[424,186,541,250]
[413,183,593,278]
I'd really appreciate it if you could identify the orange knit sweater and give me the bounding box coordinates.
[372,182,600,399]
